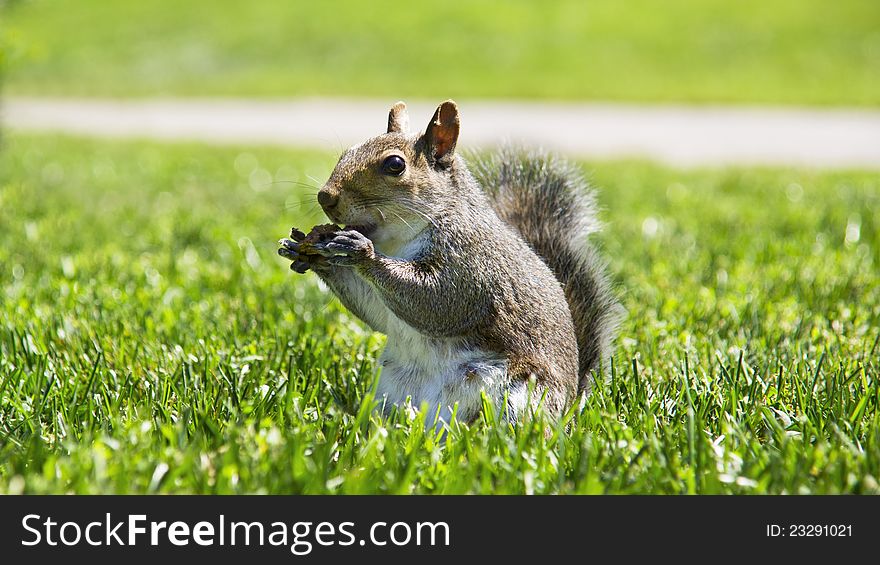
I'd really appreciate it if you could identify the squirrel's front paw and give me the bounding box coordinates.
[278,238,327,273]
[316,230,375,266]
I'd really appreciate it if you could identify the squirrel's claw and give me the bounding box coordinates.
[278,245,298,260]
[290,260,311,273]
[278,237,301,251]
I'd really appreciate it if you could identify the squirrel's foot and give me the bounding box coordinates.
[313,230,375,266]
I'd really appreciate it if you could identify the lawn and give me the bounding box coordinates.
[0,133,878,494]
[3,0,879,105]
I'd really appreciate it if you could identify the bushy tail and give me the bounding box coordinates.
[471,148,624,395]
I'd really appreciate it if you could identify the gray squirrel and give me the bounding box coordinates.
[278,100,622,424]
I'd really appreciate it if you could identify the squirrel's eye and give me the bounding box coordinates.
[381,155,406,176]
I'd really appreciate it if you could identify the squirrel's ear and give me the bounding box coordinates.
[387,101,409,134]
[424,100,460,166]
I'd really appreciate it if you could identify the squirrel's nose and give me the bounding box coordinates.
[317,190,339,210]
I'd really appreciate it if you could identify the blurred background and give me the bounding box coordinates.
[1,0,878,104]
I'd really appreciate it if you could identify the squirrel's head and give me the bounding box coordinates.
[316,100,461,242]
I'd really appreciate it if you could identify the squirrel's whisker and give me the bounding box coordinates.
[395,199,439,230]
[388,209,416,234]
[284,198,319,210]
[272,180,319,191]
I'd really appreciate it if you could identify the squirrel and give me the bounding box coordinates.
[278,100,623,425]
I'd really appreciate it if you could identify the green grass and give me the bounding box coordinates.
[3,0,879,105]
[1,133,878,494]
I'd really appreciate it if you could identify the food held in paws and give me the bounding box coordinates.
[296,223,340,253]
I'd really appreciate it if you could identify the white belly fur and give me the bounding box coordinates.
[375,312,510,425]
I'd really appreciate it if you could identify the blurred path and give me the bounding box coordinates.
[4,97,880,168]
